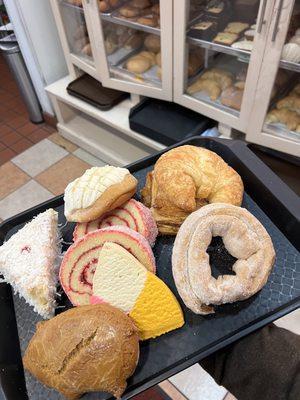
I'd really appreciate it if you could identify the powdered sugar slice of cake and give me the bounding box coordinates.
[0,209,61,319]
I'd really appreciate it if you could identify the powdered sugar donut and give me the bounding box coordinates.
[73,199,158,246]
[60,226,156,306]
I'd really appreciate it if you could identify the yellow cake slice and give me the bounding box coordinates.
[92,242,184,340]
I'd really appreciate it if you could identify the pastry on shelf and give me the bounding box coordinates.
[213,32,239,45]
[82,42,92,56]
[290,83,300,96]
[172,204,275,314]
[266,108,300,131]
[141,145,244,234]
[189,21,217,41]
[123,32,144,50]
[129,0,151,9]
[234,80,245,90]
[188,50,204,77]
[276,95,300,113]
[66,0,82,6]
[92,242,184,340]
[60,226,156,305]
[64,166,137,223]
[73,198,158,247]
[205,0,226,16]
[220,85,243,110]
[119,5,141,17]
[23,303,139,399]
[0,209,60,319]
[137,15,158,27]
[231,40,253,51]
[200,68,233,90]
[126,50,156,73]
[244,29,255,41]
[144,33,160,53]
[187,77,221,100]
[281,43,300,63]
[224,22,249,34]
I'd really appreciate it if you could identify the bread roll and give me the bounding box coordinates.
[130,0,151,9]
[137,16,158,26]
[126,56,151,73]
[23,304,139,399]
[221,86,243,110]
[138,50,156,65]
[144,34,161,53]
[119,5,140,17]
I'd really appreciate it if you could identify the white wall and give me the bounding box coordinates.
[4,0,68,115]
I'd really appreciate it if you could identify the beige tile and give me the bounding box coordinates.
[0,162,30,200]
[36,154,90,195]
[159,381,187,399]
[73,148,106,167]
[169,364,227,400]
[48,132,78,153]
[12,139,68,177]
[0,180,53,220]
[274,308,300,335]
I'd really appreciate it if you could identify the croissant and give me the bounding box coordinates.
[187,78,221,100]
[266,108,300,131]
[276,95,300,113]
[201,68,233,90]
[141,146,244,235]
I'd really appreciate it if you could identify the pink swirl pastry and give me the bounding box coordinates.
[73,199,158,247]
[60,226,156,306]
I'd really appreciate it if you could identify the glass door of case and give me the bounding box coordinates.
[52,0,100,79]
[246,0,300,156]
[89,0,173,100]
[174,0,276,131]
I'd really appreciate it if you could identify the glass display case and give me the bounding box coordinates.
[174,0,277,131]
[51,0,101,79]
[246,0,300,156]
[91,0,173,100]
[50,0,300,155]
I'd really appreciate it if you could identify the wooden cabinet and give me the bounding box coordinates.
[50,0,300,156]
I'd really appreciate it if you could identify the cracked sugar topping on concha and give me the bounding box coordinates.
[0,209,61,319]
[64,166,130,217]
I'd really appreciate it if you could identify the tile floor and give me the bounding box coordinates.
[0,54,56,166]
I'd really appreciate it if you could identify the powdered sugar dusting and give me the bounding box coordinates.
[0,209,61,319]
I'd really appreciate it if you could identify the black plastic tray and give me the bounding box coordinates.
[129,99,213,146]
[0,137,299,400]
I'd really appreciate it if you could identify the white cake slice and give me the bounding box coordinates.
[0,209,61,319]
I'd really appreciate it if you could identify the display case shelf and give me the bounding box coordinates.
[187,36,251,60]
[279,59,300,73]
[101,13,160,35]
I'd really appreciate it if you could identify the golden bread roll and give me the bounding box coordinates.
[156,51,161,67]
[188,51,203,77]
[266,108,300,131]
[220,86,244,110]
[200,68,233,90]
[23,304,139,399]
[64,166,137,222]
[144,34,161,53]
[129,0,151,9]
[137,15,158,26]
[126,55,152,73]
[119,5,140,17]
[187,78,221,100]
[98,0,109,12]
[141,145,244,235]
[276,95,300,113]
[138,50,156,65]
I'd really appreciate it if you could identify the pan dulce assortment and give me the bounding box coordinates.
[0,145,275,399]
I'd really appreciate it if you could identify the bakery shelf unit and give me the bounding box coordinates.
[246,0,300,156]
[174,0,300,156]
[46,76,164,165]
[51,0,173,101]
